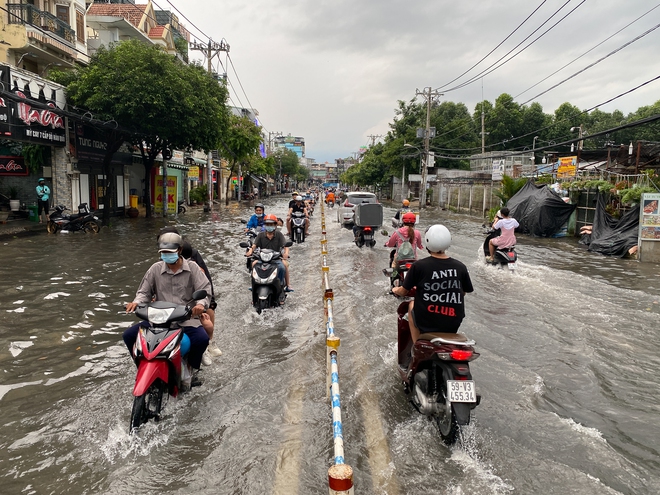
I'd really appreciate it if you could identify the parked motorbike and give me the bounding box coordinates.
[178,200,186,214]
[354,225,377,248]
[483,229,517,271]
[396,292,481,444]
[291,211,306,244]
[47,203,100,234]
[240,243,293,314]
[128,289,208,432]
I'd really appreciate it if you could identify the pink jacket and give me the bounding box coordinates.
[385,227,424,256]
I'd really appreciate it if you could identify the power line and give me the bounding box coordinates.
[441,0,587,94]
[515,2,660,100]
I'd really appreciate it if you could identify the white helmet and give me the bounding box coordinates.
[295,195,303,201]
[425,224,451,253]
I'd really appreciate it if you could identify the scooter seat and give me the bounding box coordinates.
[418,332,475,346]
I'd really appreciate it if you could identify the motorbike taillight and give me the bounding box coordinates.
[450,349,473,361]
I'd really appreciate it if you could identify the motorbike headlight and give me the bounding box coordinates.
[260,252,273,262]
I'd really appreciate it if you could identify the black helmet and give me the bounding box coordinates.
[255,203,265,211]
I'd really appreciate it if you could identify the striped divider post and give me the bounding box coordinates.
[320,198,355,495]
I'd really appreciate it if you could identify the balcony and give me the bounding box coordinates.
[7,3,76,46]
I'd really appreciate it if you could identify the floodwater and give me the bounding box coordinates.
[1,198,659,494]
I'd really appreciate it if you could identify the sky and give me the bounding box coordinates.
[176,0,660,163]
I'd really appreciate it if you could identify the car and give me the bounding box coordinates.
[337,191,378,226]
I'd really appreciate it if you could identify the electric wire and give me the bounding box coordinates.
[435,0,550,92]
[442,0,587,94]
[514,3,660,100]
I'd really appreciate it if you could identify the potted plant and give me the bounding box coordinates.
[9,186,20,211]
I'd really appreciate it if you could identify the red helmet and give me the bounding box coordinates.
[264,214,278,224]
[402,212,416,225]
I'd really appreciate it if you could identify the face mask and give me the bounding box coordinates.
[265,225,276,232]
[256,212,264,217]
[160,252,179,264]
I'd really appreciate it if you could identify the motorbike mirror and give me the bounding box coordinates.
[239,242,249,248]
[381,229,388,236]
[239,219,247,224]
[383,267,394,275]
[191,290,208,301]
[284,241,294,248]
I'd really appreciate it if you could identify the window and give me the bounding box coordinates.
[55,5,69,24]
[76,10,84,43]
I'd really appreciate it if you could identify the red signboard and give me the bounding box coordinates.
[0,156,28,176]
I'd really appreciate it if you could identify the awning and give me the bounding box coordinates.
[248,173,265,184]
[167,161,189,170]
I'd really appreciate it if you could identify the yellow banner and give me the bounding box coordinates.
[188,166,200,180]
[154,175,177,214]
[557,156,577,178]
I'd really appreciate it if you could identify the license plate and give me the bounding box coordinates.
[447,380,476,403]
[363,234,373,240]
[508,262,516,270]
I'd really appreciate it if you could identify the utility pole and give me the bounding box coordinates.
[366,134,383,147]
[416,87,442,209]
[190,39,230,209]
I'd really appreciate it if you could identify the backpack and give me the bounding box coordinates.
[394,230,415,261]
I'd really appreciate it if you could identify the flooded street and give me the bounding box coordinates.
[1,198,660,494]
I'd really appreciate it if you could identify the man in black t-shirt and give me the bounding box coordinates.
[392,224,473,342]
[287,195,309,237]
[245,214,291,289]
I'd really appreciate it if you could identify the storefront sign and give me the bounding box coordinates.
[154,175,177,214]
[188,166,199,180]
[0,156,28,176]
[557,156,577,178]
[640,193,660,241]
[73,123,132,164]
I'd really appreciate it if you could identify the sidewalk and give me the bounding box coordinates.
[0,216,47,239]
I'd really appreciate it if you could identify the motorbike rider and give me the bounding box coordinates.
[325,190,336,205]
[487,207,519,262]
[385,212,423,267]
[392,225,473,343]
[124,232,211,376]
[393,199,411,222]
[245,214,292,290]
[287,195,310,238]
[245,203,266,232]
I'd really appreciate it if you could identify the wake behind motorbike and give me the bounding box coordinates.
[47,203,100,234]
[128,289,208,432]
[396,292,480,444]
[240,242,293,313]
[483,228,517,271]
[291,211,306,244]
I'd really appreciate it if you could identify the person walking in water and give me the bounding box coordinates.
[36,178,50,223]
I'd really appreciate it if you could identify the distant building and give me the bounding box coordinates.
[272,134,305,158]
[469,151,535,177]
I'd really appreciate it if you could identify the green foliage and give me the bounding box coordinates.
[189,184,208,203]
[494,175,527,205]
[620,186,656,205]
[9,186,18,199]
[22,144,49,174]
[534,174,555,185]
[487,206,500,222]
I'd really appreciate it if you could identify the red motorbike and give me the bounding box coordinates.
[396,292,481,444]
[129,290,207,432]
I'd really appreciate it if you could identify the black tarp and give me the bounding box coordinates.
[581,193,639,257]
[506,181,577,237]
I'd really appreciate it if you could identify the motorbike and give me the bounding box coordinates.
[291,211,306,244]
[396,291,481,444]
[483,228,517,271]
[243,228,258,270]
[240,243,293,314]
[178,200,186,214]
[383,255,416,288]
[354,225,377,248]
[128,289,208,432]
[327,200,335,208]
[47,203,100,234]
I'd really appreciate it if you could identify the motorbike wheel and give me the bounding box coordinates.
[295,230,302,244]
[130,379,165,432]
[178,206,186,214]
[83,220,100,233]
[256,299,268,314]
[47,221,58,234]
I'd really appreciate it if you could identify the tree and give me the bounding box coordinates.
[219,114,264,204]
[52,39,230,221]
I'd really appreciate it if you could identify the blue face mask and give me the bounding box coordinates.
[265,225,276,232]
[160,252,179,264]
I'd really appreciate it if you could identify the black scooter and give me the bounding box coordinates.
[396,291,481,444]
[483,229,517,271]
[291,211,306,244]
[240,243,293,314]
[47,203,100,234]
